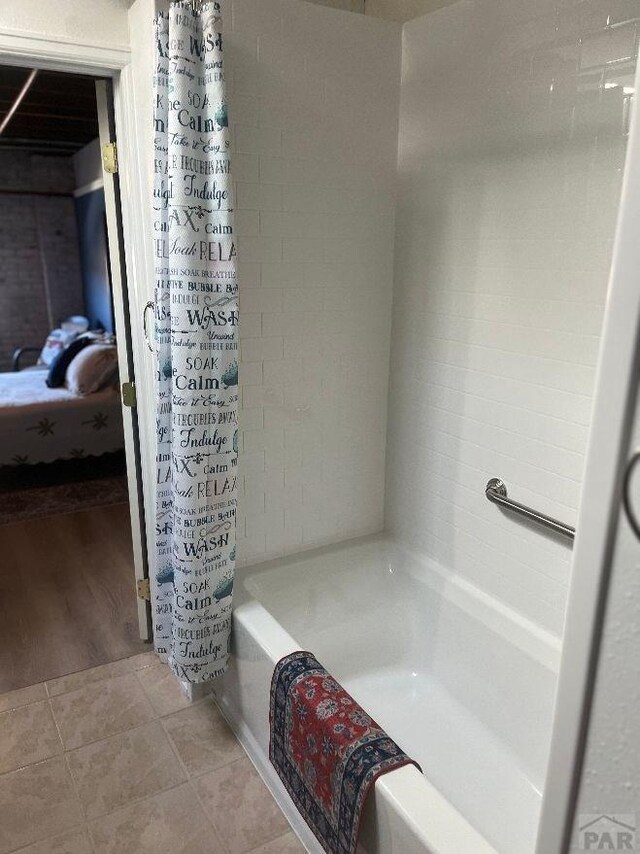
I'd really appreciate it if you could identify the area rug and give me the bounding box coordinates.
[269,650,420,854]
[0,453,129,525]
[0,475,129,525]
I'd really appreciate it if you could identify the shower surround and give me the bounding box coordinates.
[227,0,402,563]
[385,1,636,638]
[218,0,639,851]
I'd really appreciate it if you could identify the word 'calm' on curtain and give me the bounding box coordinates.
[152,0,238,684]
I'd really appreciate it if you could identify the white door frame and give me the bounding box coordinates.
[0,30,156,640]
[536,66,640,852]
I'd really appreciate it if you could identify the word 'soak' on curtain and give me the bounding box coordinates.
[152,0,238,684]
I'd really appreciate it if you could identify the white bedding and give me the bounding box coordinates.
[0,370,124,466]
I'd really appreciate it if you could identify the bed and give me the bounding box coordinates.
[0,369,124,467]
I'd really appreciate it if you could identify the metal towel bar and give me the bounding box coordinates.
[485,478,575,542]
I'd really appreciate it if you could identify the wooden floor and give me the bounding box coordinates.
[0,503,148,692]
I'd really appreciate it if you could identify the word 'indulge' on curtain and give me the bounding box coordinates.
[152,1,238,683]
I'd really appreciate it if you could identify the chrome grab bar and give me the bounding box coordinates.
[485,478,575,542]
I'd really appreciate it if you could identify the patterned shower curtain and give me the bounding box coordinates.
[152,1,238,683]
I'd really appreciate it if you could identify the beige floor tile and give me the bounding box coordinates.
[49,672,155,749]
[127,651,158,671]
[46,658,138,698]
[14,828,93,853]
[0,757,83,854]
[137,662,193,716]
[163,699,244,777]
[66,721,186,820]
[194,757,289,853]
[0,682,47,713]
[46,652,157,698]
[0,701,62,774]
[90,783,226,854]
[248,832,305,853]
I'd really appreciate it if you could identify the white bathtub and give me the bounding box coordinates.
[217,535,560,854]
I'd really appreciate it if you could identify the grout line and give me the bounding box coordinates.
[5,821,89,854]
[159,695,244,760]
[398,415,584,490]
[133,664,205,718]
[398,327,600,376]
[85,823,98,854]
[83,778,196,850]
[43,651,157,700]
[399,367,593,430]
[159,704,247,780]
[390,487,571,597]
[41,697,163,765]
[246,830,299,853]
[47,695,66,754]
[63,751,91,823]
[400,389,588,461]
[408,304,603,343]
[390,401,585,498]
[153,689,282,853]
[166,712,241,854]
[0,686,49,713]
[187,765,237,854]
[387,456,573,565]
[416,285,608,310]
[59,713,198,835]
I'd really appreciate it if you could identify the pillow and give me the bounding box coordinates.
[38,328,78,366]
[46,337,95,388]
[62,316,89,334]
[65,344,119,396]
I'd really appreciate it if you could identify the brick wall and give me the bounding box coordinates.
[0,152,84,371]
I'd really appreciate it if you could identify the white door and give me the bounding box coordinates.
[96,79,151,641]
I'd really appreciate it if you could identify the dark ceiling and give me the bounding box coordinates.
[0,67,100,155]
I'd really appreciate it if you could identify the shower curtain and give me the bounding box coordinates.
[152,0,238,683]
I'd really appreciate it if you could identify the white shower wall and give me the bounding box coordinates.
[125,0,634,632]
[385,1,638,635]
[227,0,402,564]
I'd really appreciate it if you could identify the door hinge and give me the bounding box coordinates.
[102,141,118,174]
[137,578,151,601]
[121,381,136,408]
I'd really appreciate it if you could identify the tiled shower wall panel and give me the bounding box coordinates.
[385,0,639,635]
[225,0,402,564]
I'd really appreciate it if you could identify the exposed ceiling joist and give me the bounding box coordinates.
[0,66,100,155]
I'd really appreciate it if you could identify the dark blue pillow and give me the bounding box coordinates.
[46,337,95,388]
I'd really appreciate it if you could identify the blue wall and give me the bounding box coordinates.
[74,188,114,332]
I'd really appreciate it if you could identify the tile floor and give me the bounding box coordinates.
[0,652,304,854]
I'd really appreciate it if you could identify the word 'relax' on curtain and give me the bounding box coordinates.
[152,0,238,684]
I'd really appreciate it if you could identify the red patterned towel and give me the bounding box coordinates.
[269,651,420,854]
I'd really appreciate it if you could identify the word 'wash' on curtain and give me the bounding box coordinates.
[152,0,238,683]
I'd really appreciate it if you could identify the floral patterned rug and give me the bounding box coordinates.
[269,650,419,854]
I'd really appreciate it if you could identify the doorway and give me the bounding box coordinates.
[0,65,149,692]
